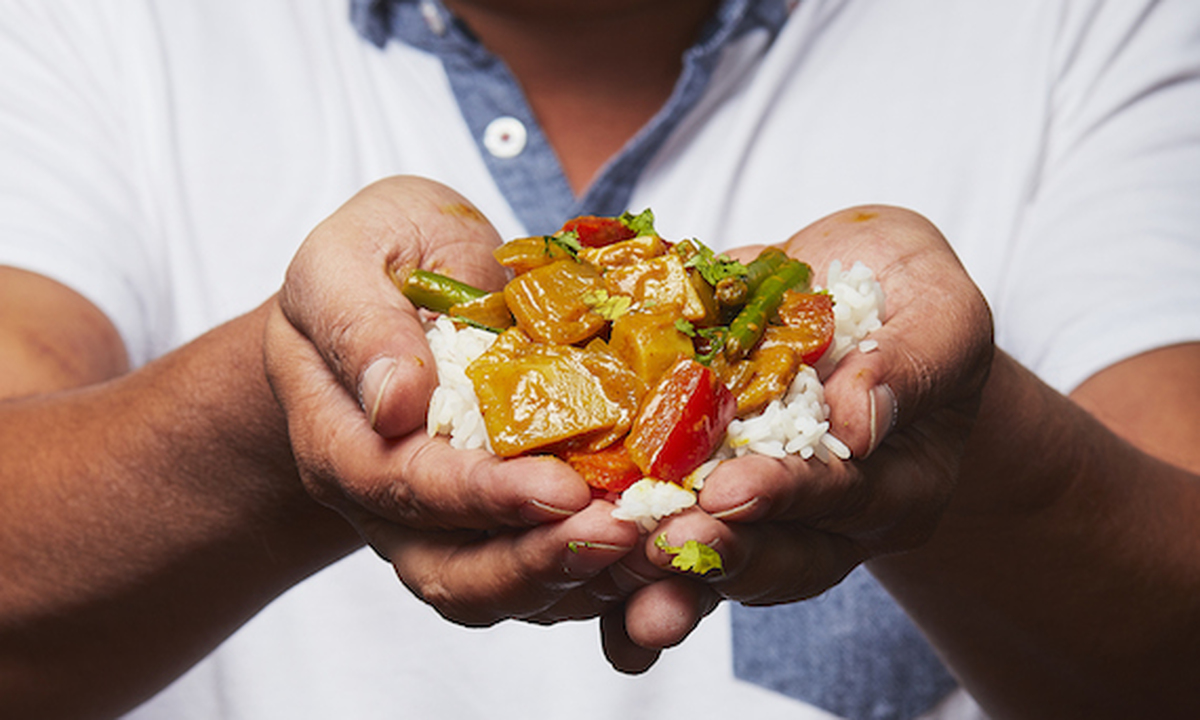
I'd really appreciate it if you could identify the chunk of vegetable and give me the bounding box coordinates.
[494,235,576,275]
[579,234,667,269]
[609,309,695,388]
[503,259,609,345]
[448,291,513,331]
[724,258,813,362]
[466,329,642,456]
[394,267,487,314]
[714,246,788,310]
[624,359,736,486]
[775,290,836,365]
[724,340,803,418]
[603,253,709,322]
[719,293,835,416]
[562,443,643,495]
[561,215,638,248]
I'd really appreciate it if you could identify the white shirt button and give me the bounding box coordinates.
[483,116,527,159]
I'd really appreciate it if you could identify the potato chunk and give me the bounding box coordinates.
[608,310,695,388]
[603,253,708,322]
[503,259,608,345]
[466,329,643,456]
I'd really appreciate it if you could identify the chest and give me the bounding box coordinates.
[134,0,1057,343]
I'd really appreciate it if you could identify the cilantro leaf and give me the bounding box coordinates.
[655,534,724,575]
[546,230,581,259]
[680,239,748,287]
[618,208,657,237]
[694,326,727,366]
[675,319,727,365]
[582,289,633,320]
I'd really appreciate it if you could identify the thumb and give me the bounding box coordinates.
[278,176,508,438]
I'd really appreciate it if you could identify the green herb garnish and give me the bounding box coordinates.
[619,208,657,237]
[675,320,727,366]
[582,289,633,320]
[683,240,748,287]
[655,534,724,575]
[545,230,582,259]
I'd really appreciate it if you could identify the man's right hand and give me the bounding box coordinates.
[263,176,642,626]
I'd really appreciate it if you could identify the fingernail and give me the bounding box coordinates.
[563,541,631,579]
[868,383,897,455]
[360,357,398,430]
[710,497,762,521]
[607,561,657,592]
[520,498,578,524]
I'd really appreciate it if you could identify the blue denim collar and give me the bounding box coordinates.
[349,0,789,234]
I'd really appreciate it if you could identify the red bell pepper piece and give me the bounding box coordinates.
[560,215,637,248]
[562,443,644,496]
[624,359,736,486]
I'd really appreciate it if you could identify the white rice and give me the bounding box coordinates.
[423,259,884,529]
[611,479,698,532]
[820,259,886,366]
[721,365,846,462]
[425,315,495,452]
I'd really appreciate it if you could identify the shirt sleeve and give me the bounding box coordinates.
[0,0,169,367]
[994,0,1200,394]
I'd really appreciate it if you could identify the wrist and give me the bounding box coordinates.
[140,299,361,572]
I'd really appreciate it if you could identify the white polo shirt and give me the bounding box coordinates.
[2,1,1198,718]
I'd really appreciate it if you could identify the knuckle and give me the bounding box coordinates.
[405,558,501,628]
[416,580,492,627]
[318,306,362,382]
[391,442,458,529]
[297,466,348,511]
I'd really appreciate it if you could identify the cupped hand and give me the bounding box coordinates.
[264,176,638,626]
[602,205,994,667]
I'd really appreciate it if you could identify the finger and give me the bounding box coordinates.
[600,578,719,674]
[552,557,660,609]
[649,510,866,606]
[781,205,993,458]
[521,543,680,623]
[697,444,954,556]
[519,571,638,625]
[520,587,618,625]
[561,537,691,613]
[547,524,711,612]
[365,500,640,627]
[714,523,864,606]
[522,507,684,623]
[278,176,509,439]
[695,453,903,551]
[819,300,990,461]
[697,453,865,526]
[267,302,593,529]
[622,576,719,649]
[600,607,661,674]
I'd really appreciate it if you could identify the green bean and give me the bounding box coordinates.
[723,258,812,362]
[393,267,487,314]
[714,246,788,309]
[713,276,748,308]
[745,248,792,293]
